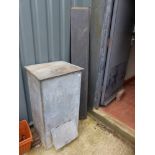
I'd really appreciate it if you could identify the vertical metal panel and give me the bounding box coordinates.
[20,0,92,121]
[19,0,35,65]
[20,0,36,121]
[72,0,92,7]
[19,61,28,121]
[47,0,61,61]
[60,0,71,61]
[30,0,49,63]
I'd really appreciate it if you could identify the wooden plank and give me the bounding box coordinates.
[71,7,90,119]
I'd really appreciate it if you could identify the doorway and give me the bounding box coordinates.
[100,38,135,129]
[92,0,135,131]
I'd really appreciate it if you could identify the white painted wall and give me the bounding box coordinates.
[125,41,135,80]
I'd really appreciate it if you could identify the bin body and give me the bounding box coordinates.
[25,61,83,149]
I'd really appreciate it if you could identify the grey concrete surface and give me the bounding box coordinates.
[27,116,134,155]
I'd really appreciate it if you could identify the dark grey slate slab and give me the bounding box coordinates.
[88,0,107,110]
[71,7,90,119]
[93,0,114,108]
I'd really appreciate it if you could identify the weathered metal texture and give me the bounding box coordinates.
[51,120,78,150]
[19,61,28,121]
[71,7,90,119]
[25,61,83,149]
[19,0,92,122]
[88,0,107,109]
[27,71,45,146]
[19,0,36,121]
[72,0,92,7]
[100,0,135,105]
[93,0,114,108]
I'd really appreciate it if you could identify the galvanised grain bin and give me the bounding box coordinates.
[25,61,83,149]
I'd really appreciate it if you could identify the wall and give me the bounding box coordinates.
[125,41,135,80]
[19,0,91,122]
[72,0,91,7]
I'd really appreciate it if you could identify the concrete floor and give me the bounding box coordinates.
[26,117,134,155]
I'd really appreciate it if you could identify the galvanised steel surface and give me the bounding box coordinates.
[25,61,83,149]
